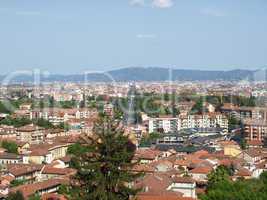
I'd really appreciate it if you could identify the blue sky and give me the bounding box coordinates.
[0,0,267,74]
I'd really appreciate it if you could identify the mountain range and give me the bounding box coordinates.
[0,67,265,83]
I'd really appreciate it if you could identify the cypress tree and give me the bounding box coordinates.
[68,117,141,200]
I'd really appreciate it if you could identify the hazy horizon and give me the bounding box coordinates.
[0,66,263,76]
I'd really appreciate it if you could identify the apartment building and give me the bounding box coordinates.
[28,142,71,164]
[30,108,98,125]
[148,113,228,133]
[221,103,267,121]
[0,152,23,164]
[103,104,114,116]
[180,113,228,130]
[148,116,179,133]
[16,124,45,144]
[244,119,267,142]
[0,125,16,138]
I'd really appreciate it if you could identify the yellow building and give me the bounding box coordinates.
[221,141,242,157]
[28,143,71,164]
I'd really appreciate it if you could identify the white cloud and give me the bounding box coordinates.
[152,0,174,8]
[136,34,157,39]
[129,0,145,7]
[200,8,226,17]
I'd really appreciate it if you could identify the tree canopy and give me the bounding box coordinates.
[63,117,141,200]
[201,169,267,200]
[7,191,25,200]
[1,140,18,154]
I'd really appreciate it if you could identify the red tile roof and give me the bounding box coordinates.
[134,173,175,195]
[42,166,76,176]
[172,176,195,184]
[8,164,43,177]
[247,140,263,146]
[42,193,68,200]
[135,149,162,160]
[190,166,213,174]
[235,167,252,177]
[17,124,45,132]
[11,178,69,198]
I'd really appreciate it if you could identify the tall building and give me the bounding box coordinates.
[244,119,267,142]
[16,124,45,144]
[148,113,228,133]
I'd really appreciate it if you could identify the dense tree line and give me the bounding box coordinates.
[0,116,67,130]
[139,132,162,147]
[1,140,18,154]
[201,165,267,200]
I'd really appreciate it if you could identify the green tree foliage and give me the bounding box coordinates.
[260,171,267,185]
[59,184,81,200]
[79,94,87,108]
[7,191,25,200]
[0,116,32,127]
[65,117,141,200]
[39,100,45,109]
[207,165,231,189]
[34,118,54,129]
[0,101,13,113]
[228,115,242,131]
[201,170,267,200]
[60,100,77,108]
[48,96,55,108]
[10,179,26,187]
[139,132,162,147]
[28,194,41,200]
[0,98,32,114]
[240,138,247,150]
[95,95,107,102]
[190,98,208,114]
[1,140,18,154]
[67,143,89,156]
[0,116,55,129]
[112,93,179,119]
[57,122,70,131]
[112,98,126,120]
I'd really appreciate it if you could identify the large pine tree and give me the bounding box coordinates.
[67,117,141,200]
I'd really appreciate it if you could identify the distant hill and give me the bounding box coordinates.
[0,67,264,83]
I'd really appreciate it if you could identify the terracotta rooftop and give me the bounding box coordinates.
[17,124,45,132]
[42,166,76,176]
[193,150,210,157]
[0,152,22,160]
[134,173,175,195]
[58,156,71,163]
[42,193,68,200]
[11,178,69,198]
[135,149,162,160]
[29,142,70,156]
[132,164,155,173]
[0,174,15,183]
[190,166,213,174]
[8,164,43,177]
[218,140,239,146]
[172,176,195,184]
[235,167,252,177]
[247,140,264,146]
[244,148,263,157]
